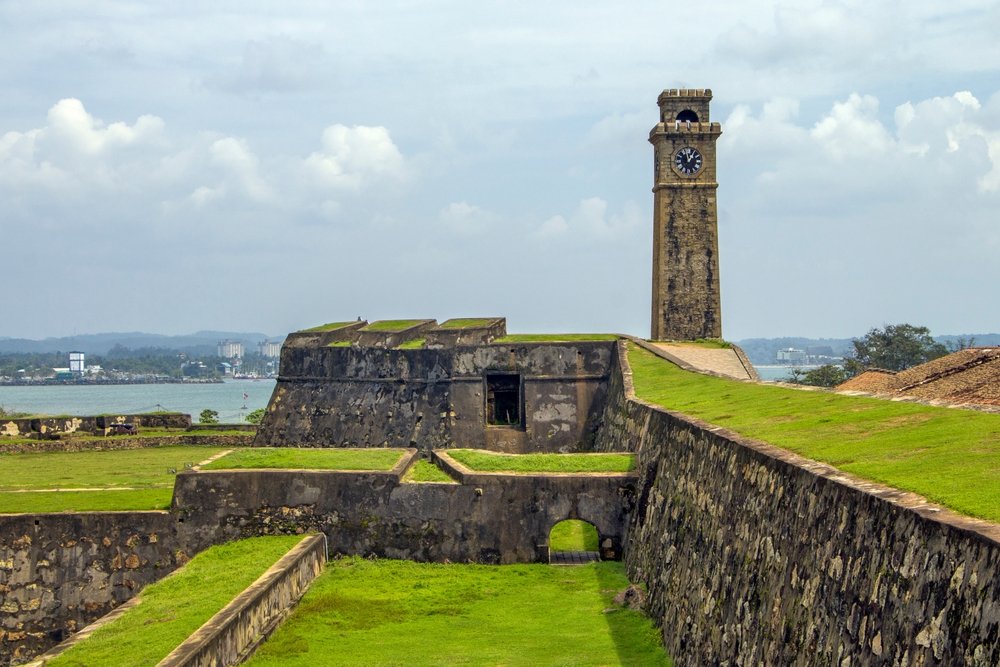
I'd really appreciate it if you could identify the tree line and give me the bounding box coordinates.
[0,346,275,378]
[787,324,973,387]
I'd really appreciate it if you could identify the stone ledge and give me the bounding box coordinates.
[432,450,637,486]
[158,533,327,667]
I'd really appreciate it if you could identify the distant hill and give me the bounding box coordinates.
[736,333,1000,366]
[0,331,283,355]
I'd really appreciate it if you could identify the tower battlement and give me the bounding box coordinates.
[656,88,713,124]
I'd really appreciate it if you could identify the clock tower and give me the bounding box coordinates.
[650,88,723,340]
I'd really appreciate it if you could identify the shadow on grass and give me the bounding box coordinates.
[594,561,672,666]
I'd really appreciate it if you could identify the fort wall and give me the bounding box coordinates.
[256,341,613,453]
[170,465,635,566]
[0,512,186,664]
[596,341,1000,665]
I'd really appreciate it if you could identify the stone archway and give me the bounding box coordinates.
[548,519,600,564]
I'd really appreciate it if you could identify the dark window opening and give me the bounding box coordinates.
[676,109,699,122]
[486,373,521,427]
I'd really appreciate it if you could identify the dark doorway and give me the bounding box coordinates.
[676,109,699,122]
[486,373,521,427]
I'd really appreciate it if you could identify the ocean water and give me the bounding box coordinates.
[754,365,824,382]
[0,379,276,423]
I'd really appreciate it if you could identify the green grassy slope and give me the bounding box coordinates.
[201,448,406,471]
[0,446,226,513]
[49,535,305,666]
[447,450,634,474]
[628,343,1000,522]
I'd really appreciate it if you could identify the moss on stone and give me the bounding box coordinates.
[299,321,353,333]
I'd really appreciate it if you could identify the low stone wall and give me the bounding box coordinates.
[1,413,191,439]
[0,512,185,665]
[171,465,636,564]
[596,340,1000,665]
[158,533,326,667]
[0,434,253,454]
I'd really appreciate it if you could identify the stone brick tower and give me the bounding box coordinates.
[650,89,723,340]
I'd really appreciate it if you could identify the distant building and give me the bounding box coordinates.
[217,362,233,376]
[69,351,85,376]
[217,340,244,359]
[182,361,208,377]
[258,340,282,358]
[776,348,807,364]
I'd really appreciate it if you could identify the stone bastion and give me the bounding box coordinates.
[1,317,998,665]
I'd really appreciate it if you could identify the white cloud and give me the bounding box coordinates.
[810,94,892,161]
[206,137,272,203]
[533,197,642,239]
[303,124,406,192]
[0,98,165,193]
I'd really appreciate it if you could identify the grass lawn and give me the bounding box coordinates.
[396,337,426,349]
[628,343,1000,523]
[0,446,226,513]
[550,519,599,551]
[402,460,457,483]
[362,320,428,332]
[494,333,620,343]
[49,535,305,667]
[246,558,670,667]
[437,318,497,329]
[447,450,634,474]
[201,448,407,471]
[300,321,354,332]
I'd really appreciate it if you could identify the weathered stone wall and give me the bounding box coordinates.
[256,342,613,453]
[158,534,326,667]
[0,434,252,455]
[0,512,185,665]
[170,466,635,565]
[596,341,1000,665]
[1,413,191,439]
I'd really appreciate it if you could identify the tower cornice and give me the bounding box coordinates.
[649,122,722,141]
[651,182,719,192]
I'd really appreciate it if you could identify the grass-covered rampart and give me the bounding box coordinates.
[447,449,634,474]
[48,535,305,667]
[0,446,226,513]
[494,333,620,343]
[201,447,406,471]
[628,343,1000,523]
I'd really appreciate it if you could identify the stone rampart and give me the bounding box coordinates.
[171,466,635,565]
[158,533,326,667]
[0,512,185,665]
[595,340,1000,665]
[256,341,613,452]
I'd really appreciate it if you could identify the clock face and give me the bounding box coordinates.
[674,147,703,175]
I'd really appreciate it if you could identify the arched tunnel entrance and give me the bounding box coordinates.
[548,519,600,565]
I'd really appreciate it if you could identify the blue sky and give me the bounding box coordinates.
[2,1,998,340]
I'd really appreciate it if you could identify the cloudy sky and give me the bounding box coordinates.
[2,1,998,341]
